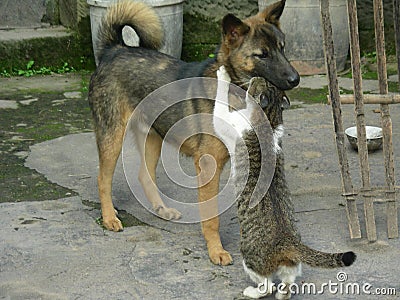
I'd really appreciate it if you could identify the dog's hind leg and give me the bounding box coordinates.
[96,128,125,232]
[194,142,232,266]
[135,129,182,220]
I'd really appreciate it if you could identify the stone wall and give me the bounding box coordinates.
[181,0,397,61]
[0,0,58,29]
[184,0,259,20]
[182,0,259,61]
[0,0,88,29]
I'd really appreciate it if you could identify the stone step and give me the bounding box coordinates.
[0,25,94,73]
[0,26,71,42]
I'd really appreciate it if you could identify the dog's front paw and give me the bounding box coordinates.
[217,66,231,83]
[208,246,233,266]
[155,206,182,220]
[102,215,123,232]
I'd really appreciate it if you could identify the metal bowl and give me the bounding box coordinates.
[345,126,383,151]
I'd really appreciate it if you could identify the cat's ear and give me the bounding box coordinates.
[282,95,290,109]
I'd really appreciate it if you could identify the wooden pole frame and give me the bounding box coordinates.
[320,0,399,240]
[320,0,361,239]
[373,0,399,238]
[329,94,400,104]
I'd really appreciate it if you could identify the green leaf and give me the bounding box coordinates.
[26,60,34,70]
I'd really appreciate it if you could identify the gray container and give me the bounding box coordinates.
[258,0,349,75]
[87,0,184,65]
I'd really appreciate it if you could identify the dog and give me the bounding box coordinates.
[88,0,299,266]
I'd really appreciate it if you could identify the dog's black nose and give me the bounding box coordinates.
[287,73,300,87]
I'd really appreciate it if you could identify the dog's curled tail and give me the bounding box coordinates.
[297,243,356,268]
[97,1,163,54]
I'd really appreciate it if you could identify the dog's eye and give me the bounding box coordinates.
[255,50,269,59]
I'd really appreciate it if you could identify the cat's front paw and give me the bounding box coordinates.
[217,66,231,83]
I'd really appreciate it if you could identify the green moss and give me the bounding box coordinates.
[183,13,221,44]
[286,87,356,104]
[0,82,92,203]
[82,200,147,227]
[0,17,95,75]
[334,47,399,83]
[0,148,76,202]
[181,43,218,62]
[286,87,329,104]
[388,81,399,93]
[182,13,221,62]
[16,123,65,140]
[358,27,396,56]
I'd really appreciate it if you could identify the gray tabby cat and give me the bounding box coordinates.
[214,66,356,299]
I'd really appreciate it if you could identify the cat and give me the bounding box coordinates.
[214,66,356,299]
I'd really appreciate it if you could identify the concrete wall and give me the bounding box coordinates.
[0,0,52,29]
[184,0,259,21]
[0,0,87,29]
[182,0,397,61]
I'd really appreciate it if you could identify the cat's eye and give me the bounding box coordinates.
[255,49,269,59]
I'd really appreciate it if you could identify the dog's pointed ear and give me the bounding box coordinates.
[258,0,286,26]
[222,14,250,47]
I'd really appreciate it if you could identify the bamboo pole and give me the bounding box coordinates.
[394,0,400,89]
[329,93,400,104]
[347,0,376,241]
[320,0,361,238]
[373,0,398,238]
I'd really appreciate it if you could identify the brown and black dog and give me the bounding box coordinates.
[88,0,299,266]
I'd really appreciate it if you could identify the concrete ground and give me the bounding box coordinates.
[0,74,399,299]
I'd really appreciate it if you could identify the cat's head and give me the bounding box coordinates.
[247,77,290,127]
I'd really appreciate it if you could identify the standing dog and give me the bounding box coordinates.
[88,0,299,266]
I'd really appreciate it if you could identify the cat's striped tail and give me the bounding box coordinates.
[297,243,356,268]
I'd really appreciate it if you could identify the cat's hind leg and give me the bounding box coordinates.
[275,264,302,300]
[243,277,275,299]
[242,260,275,298]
